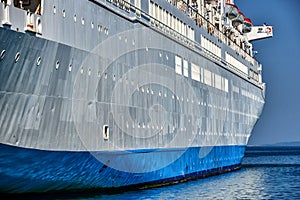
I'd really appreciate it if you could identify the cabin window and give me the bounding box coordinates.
[191,63,200,81]
[215,74,222,90]
[175,55,182,75]
[183,59,188,77]
[14,0,42,15]
[203,69,212,86]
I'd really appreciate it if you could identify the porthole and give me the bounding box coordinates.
[55,60,59,69]
[0,50,6,60]
[91,21,94,29]
[62,9,66,18]
[36,56,41,66]
[104,28,109,35]
[97,24,102,32]
[15,52,20,63]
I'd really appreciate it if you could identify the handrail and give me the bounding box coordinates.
[104,0,262,88]
[171,0,258,68]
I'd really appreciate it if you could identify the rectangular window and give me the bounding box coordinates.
[200,67,204,83]
[215,74,222,90]
[191,63,200,81]
[175,55,182,75]
[204,68,212,86]
[183,59,188,77]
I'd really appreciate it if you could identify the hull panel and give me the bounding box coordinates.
[0,143,245,193]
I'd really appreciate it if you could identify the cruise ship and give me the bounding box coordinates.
[0,0,272,193]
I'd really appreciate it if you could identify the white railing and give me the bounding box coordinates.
[103,0,262,87]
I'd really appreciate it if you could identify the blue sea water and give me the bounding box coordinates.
[3,147,300,200]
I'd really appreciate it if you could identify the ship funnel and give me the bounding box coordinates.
[246,24,273,41]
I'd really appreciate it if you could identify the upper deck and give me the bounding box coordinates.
[0,0,272,88]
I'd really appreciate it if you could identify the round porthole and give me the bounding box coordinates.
[62,9,66,18]
[0,50,6,60]
[36,56,41,66]
[55,60,60,69]
[15,52,20,63]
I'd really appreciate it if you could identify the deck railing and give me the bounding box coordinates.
[170,0,259,68]
[104,0,262,87]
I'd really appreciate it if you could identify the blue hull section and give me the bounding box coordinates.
[0,143,246,193]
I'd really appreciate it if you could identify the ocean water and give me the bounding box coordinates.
[5,147,300,200]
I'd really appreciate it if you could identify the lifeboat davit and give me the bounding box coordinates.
[225,3,239,19]
[242,18,253,33]
[231,11,244,27]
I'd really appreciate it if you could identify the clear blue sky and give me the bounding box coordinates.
[236,0,300,145]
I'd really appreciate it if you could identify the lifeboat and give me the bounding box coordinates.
[242,18,253,33]
[231,11,244,27]
[225,3,239,19]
